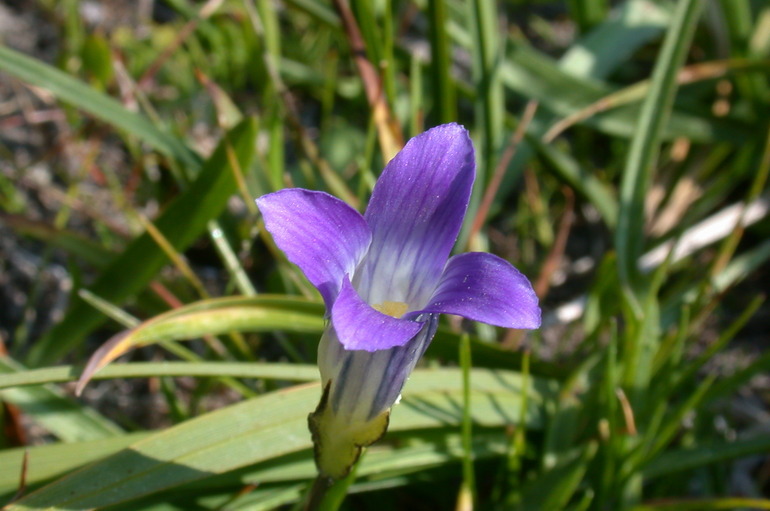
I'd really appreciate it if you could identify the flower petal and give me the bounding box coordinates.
[331,277,423,351]
[355,123,475,309]
[415,252,541,329]
[256,189,371,308]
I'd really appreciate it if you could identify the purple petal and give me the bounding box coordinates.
[331,277,423,351]
[354,123,475,309]
[256,189,371,308]
[414,252,541,329]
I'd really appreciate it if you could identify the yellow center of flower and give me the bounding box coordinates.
[372,301,408,318]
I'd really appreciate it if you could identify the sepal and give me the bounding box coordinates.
[308,381,390,480]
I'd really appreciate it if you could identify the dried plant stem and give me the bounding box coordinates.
[332,0,403,161]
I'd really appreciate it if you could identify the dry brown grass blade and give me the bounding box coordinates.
[467,101,539,250]
[332,0,403,161]
[75,329,133,396]
[1,402,26,448]
[247,7,359,207]
[502,187,575,350]
[195,69,256,214]
[532,187,576,300]
[7,450,30,505]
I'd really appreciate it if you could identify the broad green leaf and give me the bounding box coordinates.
[0,433,148,496]
[0,358,122,443]
[0,380,514,499]
[26,118,259,366]
[4,368,555,510]
[107,431,512,510]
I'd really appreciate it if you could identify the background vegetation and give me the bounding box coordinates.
[0,0,769,509]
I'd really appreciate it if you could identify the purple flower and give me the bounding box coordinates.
[256,123,540,479]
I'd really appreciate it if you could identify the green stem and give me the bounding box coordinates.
[305,475,332,511]
[304,464,358,511]
[459,333,476,507]
[428,0,455,124]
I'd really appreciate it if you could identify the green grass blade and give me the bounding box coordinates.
[498,44,742,143]
[461,0,504,247]
[26,118,258,366]
[615,0,705,294]
[458,334,476,507]
[567,0,608,33]
[526,132,618,228]
[631,498,770,511]
[428,0,455,124]
[0,358,122,442]
[642,432,770,479]
[0,361,320,390]
[561,0,669,79]
[516,443,598,510]
[705,349,770,403]
[0,215,113,268]
[0,45,200,170]
[285,0,340,28]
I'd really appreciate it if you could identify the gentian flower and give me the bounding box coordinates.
[256,123,540,479]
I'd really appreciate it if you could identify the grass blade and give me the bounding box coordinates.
[428,0,455,124]
[0,361,320,391]
[0,45,199,170]
[26,118,258,367]
[75,295,324,393]
[0,358,122,442]
[615,0,705,295]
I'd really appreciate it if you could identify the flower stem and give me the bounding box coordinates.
[458,333,476,509]
[304,463,359,511]
[304,475,332,511]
